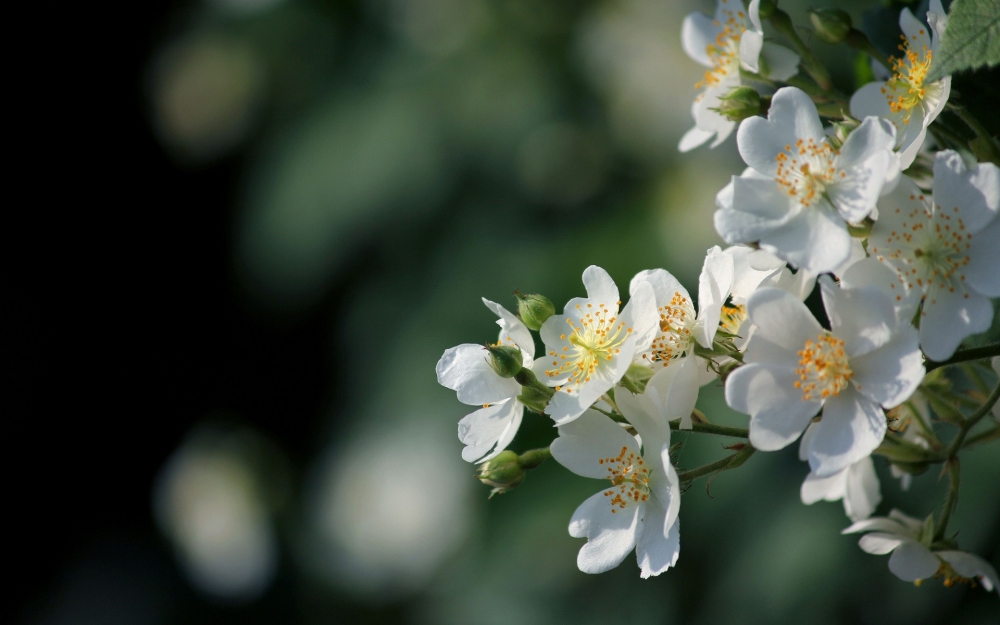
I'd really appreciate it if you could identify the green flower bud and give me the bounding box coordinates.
[514,291,555,331]
[485,344,523,378]
[477,450,524,497]
[756,0,777,19]
[713,86,762,122]
[809,9,852,45]
[517,385,551,413]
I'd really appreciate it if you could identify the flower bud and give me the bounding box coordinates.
[809,9,852,45]
[514,292,555,331]
[485,344,523,378]
[713,86,762,122]
[477,450,524,497]
[517,385,551,413]
[756,0,777,19]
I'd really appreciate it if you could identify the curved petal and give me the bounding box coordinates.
[965,216,1000,297]
[681,11,717,67]
[551,409,641,479]
[807,387,886,477]
[616,384,670,456]
[937,551,1000,594]
[888,540,940,581]
[739,30,763,73]
[482,298,535,359]
[458,400,521,463]
[636,503,680,579]
[828,116,895,223]
[760,42,800,81]
[715,175,799,243]
[694,246,734,348]
[437,344,521,405]
[582,265,620,310]
[569,490,642,574]
[745,287,823,353]
[679,125,715,153]
[726,363,820,450]
[842,516,909,535]
[801,467,848,505]
[850,325,924,408]
[840,257,919,322]
[859,532,906,555]
[820,276,896,358]
[737,87,825,177]
[843,456,881,521]
[932,150,1000,234]
[850,81,891,121]
[759,204,852,274]
[919,288,993,362]
[621,280,660,354]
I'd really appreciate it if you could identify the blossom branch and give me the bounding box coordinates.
[933,458,961,541]
[677,443,756,482]
[925,343,1000,373]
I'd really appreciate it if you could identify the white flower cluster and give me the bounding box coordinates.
[436,0,1000,595]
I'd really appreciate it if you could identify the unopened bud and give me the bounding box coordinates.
[485,344,523,378]
[828,118,859,150]
[713,86,762,122]
[756,0,777,19]
[810,9,852,44]
[514,291,555,331]
[477,450,524,496]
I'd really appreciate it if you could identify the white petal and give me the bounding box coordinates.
[715,175,799,243]
[850,324,924,408]
[726,363,820,450]
[621,280,660,354]
[807,387,886,477]
[801,467,848,504]
[739,30,763,73]
[820,276,896,358]
[842,516,909,536]
[458,400,521,463]
[831,238,868,280]
[859,532,906,555]
[898,8,931,49]
[737,87,825,177]
[630,268,691,309]
[745,287,823,353]
[679,125,715,153]
[850,82,891,121]
[937,551,1000,594]
[436,344,521,405]
[759,204,852,274]
[919,288,994,362]
[932,150,1000,233]
[665,355,701,429]
[895,110,930,170]
[482,298,535,360]
[888,540,940,581]
[582,265,620,310]
[760,42,800,81]
[551,409,641,479]
[889,508,925,533]
[829,116,895,223]
[694,246,734,348]
[843,456,881,521]
[636,503,680,578]
[569,490,642,574]
[616,384,670,457]
[966,216,1000,297]
[680,11,717,67]
[841,257,919,322]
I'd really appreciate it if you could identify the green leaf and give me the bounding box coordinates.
[926,0,1000,82]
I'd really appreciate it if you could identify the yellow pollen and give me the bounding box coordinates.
[695,7,746,89]
[885,34,932,120]
[644,291,696,366]
[545,303,628,391]
[601,446,650,512]
[774,138,838,206]
[794,332,852,401]
[719,303,746,334]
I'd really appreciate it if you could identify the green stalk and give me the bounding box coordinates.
[677,444,756,482]
[926,343,1000,373]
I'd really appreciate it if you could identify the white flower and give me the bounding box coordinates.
[540,266,658,424]
[849,0,951,168]
[868,152,1000,361]
[725,277,924,476]
[550,365,684,577]
[714,87,897,273]
[844,509,1000,594]
[629,246,749,427]
[436,298,534,462]
[798,423,881,522]
[679,0,799,152]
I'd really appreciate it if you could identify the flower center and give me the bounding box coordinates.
[695,3,747,89]
[545,302,631,391]
[884,33,932,120]
[599,445,650,513]
[641,291,695,367]
[774,138,838,207]
[794,332,852,401]
[719,303,746,334]
[869,195,972,299]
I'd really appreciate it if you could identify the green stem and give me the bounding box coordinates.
[962,424,1000,449]
[933,458,960,541]
[677,444,756,482]
[518,447,550,470]
[669,419,749,438]
[938,381,1000,459]
[926,343,1000,373]
[844,28,891,70]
